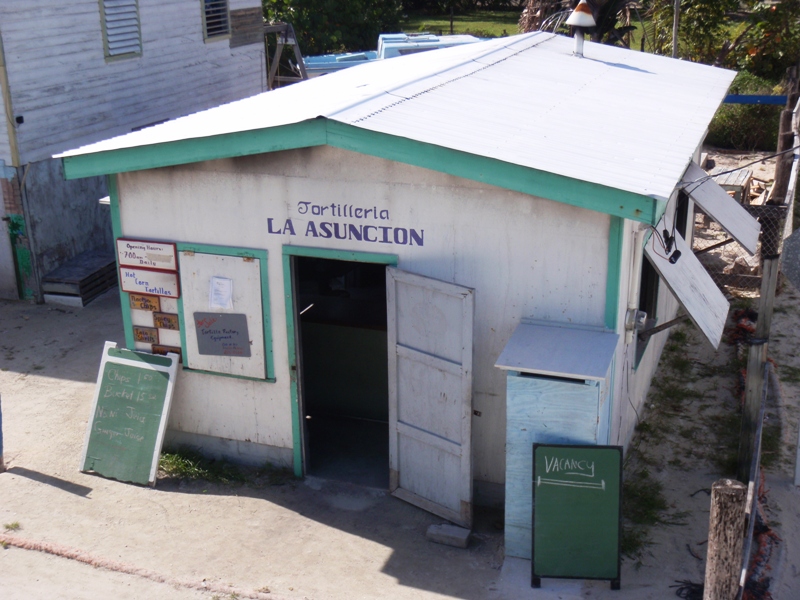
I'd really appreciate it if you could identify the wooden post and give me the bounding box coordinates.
[671,0,680,58]
[737,258,781,483]
[703,479,747,600]
[768,110,794,209]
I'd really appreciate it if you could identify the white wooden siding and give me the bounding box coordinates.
[117,145,611,485]
[0,87,11,165]
[0,0,264,163]
[0,32,13,165]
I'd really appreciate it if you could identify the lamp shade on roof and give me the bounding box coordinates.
[566,0,596,27]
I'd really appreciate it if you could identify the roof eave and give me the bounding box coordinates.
[61,118,662,225]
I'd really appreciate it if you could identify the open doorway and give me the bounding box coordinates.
[293,256,389,488]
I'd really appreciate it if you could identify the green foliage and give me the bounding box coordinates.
[401,9,519,37]
[643,0,737,59]
[642,1,799,80]
[264,0,402,54]
[403,0,525,11]
[729,1,800,82]
[706,71,782,151]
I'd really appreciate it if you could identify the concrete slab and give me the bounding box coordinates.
[426,523,471,548]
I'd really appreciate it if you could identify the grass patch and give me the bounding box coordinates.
[779,365,800,384]
[400,9,519,38]
[649,379,703,414]
[621,468,686,560]
[159,447,295,487]
[3,521,20,532]
[760,419,782,470]
[704,410,742,476]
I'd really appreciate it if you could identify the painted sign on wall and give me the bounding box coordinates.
[129,293,161,312]
[193,312,252,357]
[120,267,180,298]
[117,239,177,271]
[264,201,426,247]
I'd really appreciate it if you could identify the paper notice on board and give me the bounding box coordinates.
[209,276,233,310]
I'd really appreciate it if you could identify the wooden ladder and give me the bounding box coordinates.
[265,23,308,90]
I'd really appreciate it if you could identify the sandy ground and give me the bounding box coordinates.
[1,159,799,598]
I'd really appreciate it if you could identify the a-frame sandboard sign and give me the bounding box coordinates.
[80,341,179,486]
[532,444,623,590]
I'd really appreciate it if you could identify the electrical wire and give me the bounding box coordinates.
[680,144,800,192]
[646,226,672,260]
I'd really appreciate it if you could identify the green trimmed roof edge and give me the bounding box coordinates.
[61,117,662,225]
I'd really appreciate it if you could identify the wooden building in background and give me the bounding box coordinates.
[0,0,266,301]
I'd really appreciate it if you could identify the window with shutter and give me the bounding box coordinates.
[203,0,230,40]
[101,0,142,59]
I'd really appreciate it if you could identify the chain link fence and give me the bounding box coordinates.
[693,151,797,298]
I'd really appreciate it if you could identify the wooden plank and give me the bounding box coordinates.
[396,343,462,377]
[703,479,747,599]
[387,267,474,528]
[683,163,760,255]
[505,374,602,559]
[392,487,466,528]
[644,220,729,348]
[495,322,618,381]
[41,248,116,285]
[397,421,462,457]
[43,268,119,298]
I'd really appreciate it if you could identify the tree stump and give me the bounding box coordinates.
[703,479,747,600]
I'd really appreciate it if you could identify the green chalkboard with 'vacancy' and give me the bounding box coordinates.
[80,341,179,486]
[532,444,623,590]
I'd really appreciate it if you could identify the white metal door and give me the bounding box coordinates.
[386,267,474,528]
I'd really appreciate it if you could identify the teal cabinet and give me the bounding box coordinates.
[495,322,618,559]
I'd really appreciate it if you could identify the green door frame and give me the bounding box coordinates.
[282,245,398,477]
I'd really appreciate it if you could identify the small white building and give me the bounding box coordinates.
[59,33,758,539]
[0,0,266,301]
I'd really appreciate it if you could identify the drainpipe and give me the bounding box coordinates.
[625,226,647,345]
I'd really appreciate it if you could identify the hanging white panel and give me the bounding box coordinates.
[386,267,474,528]
[644,220,729,348]
[682,162,760,255]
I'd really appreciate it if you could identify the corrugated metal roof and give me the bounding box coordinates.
[58,32,735,202]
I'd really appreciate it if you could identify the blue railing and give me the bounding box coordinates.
[724,95,787,105]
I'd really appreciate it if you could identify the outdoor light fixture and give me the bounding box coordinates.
[565,0,596,58]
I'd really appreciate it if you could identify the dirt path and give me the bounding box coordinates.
[0,291,511,600]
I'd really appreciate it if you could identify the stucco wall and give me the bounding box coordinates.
[117,145,612,485]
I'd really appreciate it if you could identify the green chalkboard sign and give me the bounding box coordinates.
[532,444,622,589]
[80,342,179,486]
